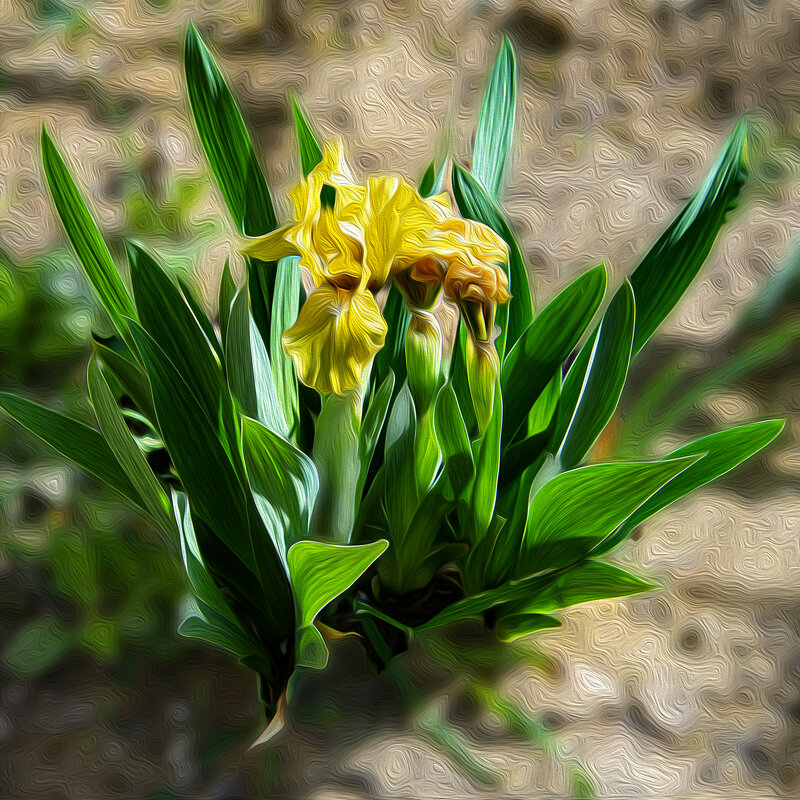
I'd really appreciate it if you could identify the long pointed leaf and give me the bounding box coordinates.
[40,128,136,335]
[0,392,142,508]
[629,121,748,353]
[87,359,172,532]
[184,24,276,236]
[473,36,516,199]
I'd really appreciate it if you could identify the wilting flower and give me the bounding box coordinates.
[243,139,510,400]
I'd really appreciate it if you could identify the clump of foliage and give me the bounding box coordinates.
[0,27,782,748]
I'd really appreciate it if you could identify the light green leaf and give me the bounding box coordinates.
[87,359,172,532]
[593,419,785,555]
[184,24,276,236]
[467,384,503,545]
[40,127,136,336]
[473,36,516,200]
[269,256,301,437]
[241,415,318,565]
[226,284,288,437]
[556,279,635,470]
[287,539,388,668]
[506,560,657,617]
[310,394,361,544]
[495,612,561,642]
[0,391,143,508]
[518,456,699,576]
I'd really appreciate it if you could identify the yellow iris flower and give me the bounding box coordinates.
[243,140,510,397]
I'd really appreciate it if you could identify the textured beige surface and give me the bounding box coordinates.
[1,0,799,797]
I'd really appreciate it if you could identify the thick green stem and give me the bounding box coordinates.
[310,393,361,543]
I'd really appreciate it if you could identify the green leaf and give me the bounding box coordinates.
[241,415,318,564]
[128,321,250,561]
[593,419,784,556]
[357,370,395,500]
[517,456,698,576]
[0,392,143,508]
[467,385,503,545]
[556,279,635,470]
[419,161,437,198]
[184,24,276,236]
[287,539,388,668]
[502,264,606,444]
[473,36,516,200]
[92,336,157,425]
[433,382,474,499]
[226,285,288,437]
[270,256,301,437]
[495,612,561,642]
[87,359,172,532]
[40,127,136,335]
[173,492,275,672]
[372,284,410,388]
[127,241,226,432]
[291,94,324,176]
[506,560,657,617]
[451,164,533,354]
[217,258,237,346]
[178,276,223,362]
[629,121,748,353]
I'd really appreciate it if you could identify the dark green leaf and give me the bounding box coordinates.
[291,94,324,176]
[0,392,142,508]
[217,258,237,346]
[502,264,606,444]
[92,336,157,425]
[87,359,172,532]
[556,280,635,470]
[40,127,136,335]
[629,121,748,353]
[179,276,223,362]
[357,370,395,500]
[372,284,410,389]
[473,36,516,200]
[128,241,227,433]
[184,24,276,235]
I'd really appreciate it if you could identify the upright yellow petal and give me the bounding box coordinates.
[282,284,387,396]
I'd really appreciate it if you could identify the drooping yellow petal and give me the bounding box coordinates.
[241,224,299,262]
[282,284,387,396]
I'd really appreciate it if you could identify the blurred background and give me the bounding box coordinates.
[1,0,799,797]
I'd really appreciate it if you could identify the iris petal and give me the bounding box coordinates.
[282,284,387,396]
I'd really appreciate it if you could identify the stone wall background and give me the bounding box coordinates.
[1,0,799,797]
